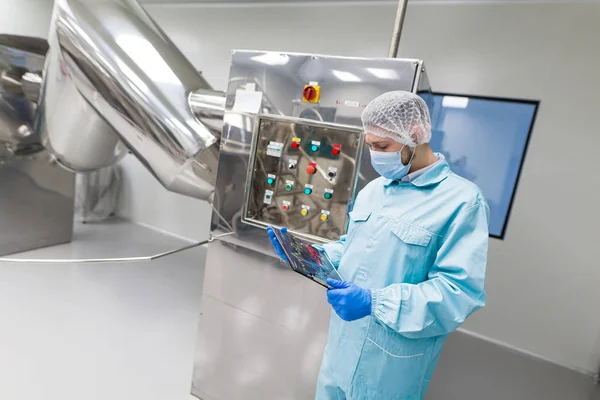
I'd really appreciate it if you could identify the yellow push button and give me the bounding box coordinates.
[301,208,309,216]
[320,214,328,221]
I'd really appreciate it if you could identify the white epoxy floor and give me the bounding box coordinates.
[0,221,206,400]
[1,221,598,400]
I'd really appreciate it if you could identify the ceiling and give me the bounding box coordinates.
[138,0,596,3]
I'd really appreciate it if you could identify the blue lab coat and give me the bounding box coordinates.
[317,155,489,399]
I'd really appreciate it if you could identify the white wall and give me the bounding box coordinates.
[117,155,213,241]
[0,0,54,38]
[113,1,600,375]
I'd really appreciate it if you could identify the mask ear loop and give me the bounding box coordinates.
[405,146,417,165]
[409,147,417,163]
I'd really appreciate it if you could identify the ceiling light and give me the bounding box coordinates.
[332,70,361,82]
[250,53,290,66]
[442,96,469,108]
[366,68,398,80]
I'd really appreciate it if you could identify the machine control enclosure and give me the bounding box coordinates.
[244,116,363,241]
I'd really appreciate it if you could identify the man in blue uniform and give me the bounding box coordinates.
[268,91,489,399]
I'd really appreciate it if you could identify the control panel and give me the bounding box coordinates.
[243,115,363,241]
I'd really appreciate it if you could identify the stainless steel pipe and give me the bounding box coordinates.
[38,0,224,200]
[389,0,409,58]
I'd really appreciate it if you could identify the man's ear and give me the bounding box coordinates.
[410,125,424,145]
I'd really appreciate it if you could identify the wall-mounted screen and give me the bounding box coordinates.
[425,93,538,239]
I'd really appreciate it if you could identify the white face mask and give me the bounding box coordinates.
[369,146,415,180]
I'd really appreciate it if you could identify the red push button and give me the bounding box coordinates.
[306,162,317,175]
[291,141,299,149]
[332,144,342,155]
[282,204,289,211]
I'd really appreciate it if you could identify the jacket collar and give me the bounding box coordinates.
[383,153,451,188]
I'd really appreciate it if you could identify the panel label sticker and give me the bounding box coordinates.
[267,141,283,157]
[232,89,263,114]
[263,190,274,205]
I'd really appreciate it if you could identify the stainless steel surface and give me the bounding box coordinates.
[389,0,409,58]
[0,35,47,157]
[21,72,43,103]
[244,115,363,242]
[0,150,74,256]
[193,51,431,399]
[190,89,226,139]
[39,0,220,199]
[192,240,331,400]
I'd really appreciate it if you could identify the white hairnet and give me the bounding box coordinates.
[361,91,432,146]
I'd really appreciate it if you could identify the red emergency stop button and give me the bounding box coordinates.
[302,85,321,103]
[332,144,342,155]
[303,86,317,101]
[306,162,317,175]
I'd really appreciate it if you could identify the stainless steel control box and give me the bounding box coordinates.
[211,50,430,245]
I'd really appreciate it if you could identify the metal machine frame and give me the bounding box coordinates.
[192,50,431,400]
[0,35,75,257]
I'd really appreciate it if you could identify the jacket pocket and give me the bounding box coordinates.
[345,210,371,245]
[391,220,433,247]
[352,319,433,399]
[349,210,371,223]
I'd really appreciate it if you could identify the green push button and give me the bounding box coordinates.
[267,177,275,185]
[324,192,332,200]
[285,183,293,191]
[304,188,313,195]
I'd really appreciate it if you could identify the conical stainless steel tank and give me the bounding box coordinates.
[39,0,224,200]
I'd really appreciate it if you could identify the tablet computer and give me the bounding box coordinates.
[270,227,343,289]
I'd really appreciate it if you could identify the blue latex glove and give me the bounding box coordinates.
[266,226,288,262]
[326,279,372,321]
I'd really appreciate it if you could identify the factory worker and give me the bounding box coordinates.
[268,90,489,399]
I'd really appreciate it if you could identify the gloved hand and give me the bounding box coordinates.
[266,226,288,262]
[326,279,372,322]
